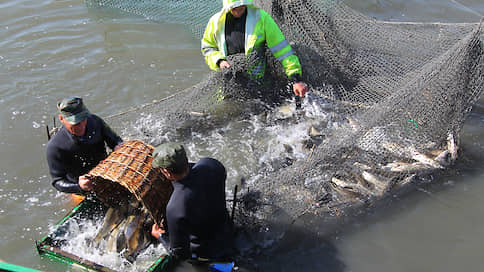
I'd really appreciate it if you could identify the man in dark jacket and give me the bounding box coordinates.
[150,142,234,262]
[46,96,123,194]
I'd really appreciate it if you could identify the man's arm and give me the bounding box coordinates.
[201,15,227,71]
[262,11,308,97]
[263,11,302,79]
[46,145,84,194]
[165,209,191,260]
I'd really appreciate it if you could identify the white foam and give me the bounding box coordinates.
[57,217,167,271]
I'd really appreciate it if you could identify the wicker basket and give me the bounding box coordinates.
[87,140,173,226]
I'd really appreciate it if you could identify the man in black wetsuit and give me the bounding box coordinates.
[46,96,123,194]
[150,142,234,263]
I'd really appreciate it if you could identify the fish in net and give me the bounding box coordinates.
[86,0,484,250]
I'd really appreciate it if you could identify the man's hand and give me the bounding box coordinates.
[151,223,166,239]
[293,81,308,97]
[114,142,123,151]
[79,175,93,191]
[219,60,231,70]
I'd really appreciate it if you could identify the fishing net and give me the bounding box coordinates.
[85,0,484,239]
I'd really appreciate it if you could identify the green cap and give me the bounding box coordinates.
[57,96,89,125]
[152,142,188,170]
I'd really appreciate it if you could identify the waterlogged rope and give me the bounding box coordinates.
[104,88,193,120]
[451,0,483,18]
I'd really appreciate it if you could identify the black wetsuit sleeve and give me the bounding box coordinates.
[290,73,302,83]
[46,144,84,194]
[52,179,84,194]
[167,211,191,260]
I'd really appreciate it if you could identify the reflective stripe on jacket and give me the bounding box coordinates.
[201,1,302,79]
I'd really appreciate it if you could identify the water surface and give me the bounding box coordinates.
[0,0,483,271]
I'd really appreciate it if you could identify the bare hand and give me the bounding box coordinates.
[151,223,166,239]
[79,175,93,191]
[114,143,123,151]
[219,60,231,70]
[293,81,308,97]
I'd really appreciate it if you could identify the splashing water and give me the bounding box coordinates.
[54,215,167,271]
[124,93,338,189]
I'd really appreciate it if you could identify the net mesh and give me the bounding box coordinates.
[85,0,484,236]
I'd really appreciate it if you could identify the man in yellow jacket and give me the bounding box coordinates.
[201,0,308,98]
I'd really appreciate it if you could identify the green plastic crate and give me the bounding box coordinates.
[35,198,171,272]
[0,261,44,272]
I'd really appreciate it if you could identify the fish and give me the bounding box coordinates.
[382,161,435,173]
[106,217,128,253]
[361,171,394,196]
[346,116,359,131]
[330,177,375,197]
[189,111,208,117]
[276,104,296,119]
[381,142,444,169]
[353,162,372,171]
[434,150,451,167]
[308,126,322,137]
[447,132,458,161]
[124,211,152,262]
[408,147,443,169]
[123,214,140,243]
[393,174,417,189]
[93,205,127,246]
[93,200,155,261]
[124,213,145,257]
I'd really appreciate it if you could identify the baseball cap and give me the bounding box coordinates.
[152,142,188,170]
[57,96,89,125]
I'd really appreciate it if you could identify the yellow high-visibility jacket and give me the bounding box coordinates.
[201,0,302,80]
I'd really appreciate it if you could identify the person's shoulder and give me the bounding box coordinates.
[258,8,272,20]
[46,127,68,154]
[199,157,222,164]
[88,114,111,127]
[197,157,225,171]
[47,127,67,145]
[209,10,225,21]
[88,113,102,122]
